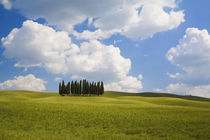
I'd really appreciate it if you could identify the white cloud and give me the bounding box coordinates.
[166,72,181,79]
[166,28,210,85]
[6,0,184,40]
[105,76,143,92]
[87,18,93,27]
[121,0,185,40]
[0,0,11,9]
[73,29,118,40]
[1,20,143,92]
[166,83,191,94]
[0,74,46,91]
[165,83,210,98]
[153,88,162,92]
[138,74,143,80]
[2,20,71,74]
[164,28,210,98]
[55,77,62,82]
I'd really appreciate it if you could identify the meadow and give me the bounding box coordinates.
[0,90,210,140]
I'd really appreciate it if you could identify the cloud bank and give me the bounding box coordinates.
[2,0,184,40]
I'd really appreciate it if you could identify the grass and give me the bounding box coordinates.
[0,90,210,140]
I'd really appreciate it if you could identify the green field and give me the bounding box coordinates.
[0,91,210,140]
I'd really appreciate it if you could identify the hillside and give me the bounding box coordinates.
[0,90,210,140]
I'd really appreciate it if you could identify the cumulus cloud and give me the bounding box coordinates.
[166,28,210,85]
[105,76,143,92]
[164,28,210,98]
[4,0,184,40]
[121,0,185,40]
[1,20,143,92]
[0,74,46,91]
[2,20,71,74]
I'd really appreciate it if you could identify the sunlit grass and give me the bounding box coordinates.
[0,90,210,139]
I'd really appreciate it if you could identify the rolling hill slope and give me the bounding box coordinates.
[0,90,210,140]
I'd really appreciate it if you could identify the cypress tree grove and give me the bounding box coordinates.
[59,79,104,96]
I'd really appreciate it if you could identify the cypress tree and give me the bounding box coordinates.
[92,82,94,95]
[80,80,82,95]
[90,82,92,95]
[71,81,74,95]
[77,82,80,95]
[86,81,89,96]
[101,81,104,95]
[82,79,85,95]
[85,79,87,95]
[66,82,70,96]
[85,79,88,95]
[75,81,78,95]
[61,80,65,96]
[94,82,97,95]
[59,82,62,96]
[98,82,101,96]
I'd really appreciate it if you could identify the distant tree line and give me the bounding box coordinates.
[59,80,104,96]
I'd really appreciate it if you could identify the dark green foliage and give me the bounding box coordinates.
[66,82,70,96]
[59,82,62,96]
[71,81,74,95]
[100,81,104,95]
[58,79,104,96]
[94,83,97,95]
[86,81,89,95]
[90,82,93,95]
[79,80,82,95]
[61,80,65,96]
[82,79,85,95]
[74,81,77,95]
[97,82,100,96]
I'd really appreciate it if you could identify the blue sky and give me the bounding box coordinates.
[0,0,210,98]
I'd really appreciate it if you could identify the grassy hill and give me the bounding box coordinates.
[0,90,210,140]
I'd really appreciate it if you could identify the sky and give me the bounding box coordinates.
[0,0,210,98]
